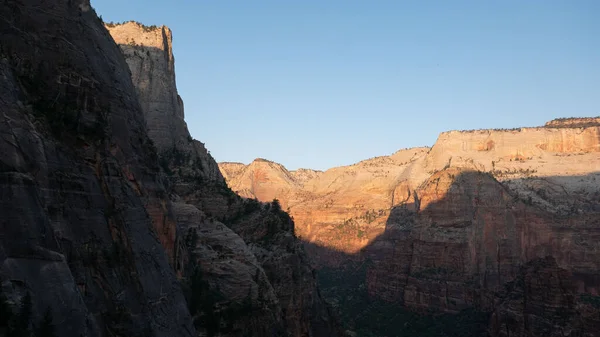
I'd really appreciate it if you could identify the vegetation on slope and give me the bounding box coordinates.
[316,262,490,337]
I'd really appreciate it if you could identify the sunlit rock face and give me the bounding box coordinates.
[107,22,342,337]
[219,119,600,318]
[220,147,432,257]
[220,118,600,261]
[106,21,227,217]
[107,22,191,153]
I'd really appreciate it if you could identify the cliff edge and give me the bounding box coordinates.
[106,21,341,337]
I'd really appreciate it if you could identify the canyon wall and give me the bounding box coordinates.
[106,21,341,337]
[0,1,194,336]
[220,118,600,334]
[490,257,600,337]
[0,2,340,336]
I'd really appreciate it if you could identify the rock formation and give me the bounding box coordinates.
[220,118,600,335]
[106,21,341,336]
[0,2,340,336]
[490,257,600,337]
[0,1,193,336]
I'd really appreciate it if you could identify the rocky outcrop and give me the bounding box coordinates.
[423,126,600,174]
[106,22,196,154]
[219,158,299,206]
[171,201,286,336]
[107,22,341,337]
[0,1,194,336]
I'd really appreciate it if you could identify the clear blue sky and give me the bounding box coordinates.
[94,0,599,171]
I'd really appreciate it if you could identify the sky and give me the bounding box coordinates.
[94,0,599,171]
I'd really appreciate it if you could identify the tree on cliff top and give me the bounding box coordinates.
[271,199,281,212]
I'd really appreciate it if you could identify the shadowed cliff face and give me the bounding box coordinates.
[106,21,342,337]
[0,1,194,336]
[304,169,600,336]
[364,169,600,309]
[490,256,600,337]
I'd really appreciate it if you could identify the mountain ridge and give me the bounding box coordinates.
[219,117,600,335]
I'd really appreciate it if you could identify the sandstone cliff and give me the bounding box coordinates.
[219,119,600,335]
[220,120,600,263]
[106,21,341,337]
[0,1,194,336]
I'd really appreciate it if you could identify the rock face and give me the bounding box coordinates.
[0,1,194,336]
[221,148,431,260]
[106,22,191,154]
[365,168,600,311]
[220,119,600,334]
[490,257,600,337]
[106,22,341,337]
[106,21,225,218]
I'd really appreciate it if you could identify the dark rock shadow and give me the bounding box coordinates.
[301,169,600,336]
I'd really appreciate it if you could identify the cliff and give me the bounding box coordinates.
[220,119,600,258]
[219,119,600,335]
[0,1,193,336]
[106,21,341,337]
[490,257,600,337]
[106,21,225,217]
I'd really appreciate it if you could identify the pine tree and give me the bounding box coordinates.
[271,199,281,212]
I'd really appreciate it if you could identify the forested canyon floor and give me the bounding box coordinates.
[220,118,600,336]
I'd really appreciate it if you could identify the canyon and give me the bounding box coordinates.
[220,118,600,335]
[0,0,598,336]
